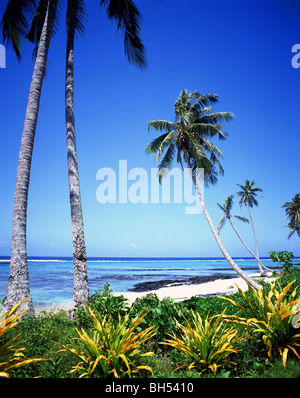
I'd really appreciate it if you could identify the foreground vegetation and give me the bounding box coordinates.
[1,269,300,378]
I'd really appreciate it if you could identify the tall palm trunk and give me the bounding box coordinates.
[6,0,58,314]
[228,219,272,274]
[247,202,266,275]
[183,151,261,289]
[65,0,89,314]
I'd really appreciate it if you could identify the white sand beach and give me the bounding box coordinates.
[120,272,268,305]
[36,272,271,313]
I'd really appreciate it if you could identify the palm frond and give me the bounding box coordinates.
[209,153,224,177]
[217,130,229,140]
[199,136,223,159]
[236,180,262,208]
[282,193,300,239]
[190,93,219,114]
[148,120,176,133]
[218,195,234,217]
[217,215,226,234]
[153,131,176,162]
[217,203,227,213]
[186,134,208,169]
[67,0,87,38]
[233,215,249,223]
[101,0,146,69]
[187,141,219,187]
[287,226,296,240]
[1,0,37,61]
[147,89,233,188]
[145,132,169,155]
[190,122,222,138]
[157,143,176,183]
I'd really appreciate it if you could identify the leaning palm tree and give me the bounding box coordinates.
[282,193,300,239]
[64,0,146,313]
[1,0,59,313]
[146,89,261,289]
[218,195,271,273]
[236,179,268,275]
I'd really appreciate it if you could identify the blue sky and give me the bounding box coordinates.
[0,0,299,258]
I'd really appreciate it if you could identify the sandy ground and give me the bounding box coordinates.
[120,272,267,305]
[35,272,270,313]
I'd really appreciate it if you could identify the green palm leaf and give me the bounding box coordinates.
[1,0,37,60]
[146,88,232,186]
[101,0,146,69]
[282,193,300,239]
[236,179,262,208]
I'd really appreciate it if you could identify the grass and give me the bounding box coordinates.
[1,268,300,378]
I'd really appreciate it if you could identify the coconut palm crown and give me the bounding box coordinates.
[146,89,234,185]
[236,179,266,273]
[217,195,249,234]
[282,193,300,239]
[236,179,262,208]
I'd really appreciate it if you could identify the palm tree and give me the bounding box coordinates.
[1,0,59,313]
[282,193,300,239]
[64,0,146,313]
[217,195,271,273]
[2,0,146,314]
[146,89,261,289]
[64,0,89,313]
[236,179,268,275]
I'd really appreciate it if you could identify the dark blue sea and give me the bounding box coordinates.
[0,256,299,307]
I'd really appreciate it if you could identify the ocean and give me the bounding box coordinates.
[0,256,299,308]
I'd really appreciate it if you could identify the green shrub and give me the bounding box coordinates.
[0,300,46,378]
[222,279,300,366]
[75,283,129,328]
[59,306,156,378]
[129,293,190,342]
[163,310,242,376]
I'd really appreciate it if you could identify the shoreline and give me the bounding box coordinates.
[120,272,271,305]
[35,271,273,313]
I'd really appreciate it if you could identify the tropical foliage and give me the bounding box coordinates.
[146,89,233,185]
[2,270,300,378]
[282,193,300,239]
[0,299,46,378]
[269,251,295,274]
[74,282,130,328]
[58,306,156,378]
[163,310,241,376]
[222,279,300,366]
[236,179,262,208]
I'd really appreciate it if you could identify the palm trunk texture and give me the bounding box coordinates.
[6,0,58,314]
[65,0,89,313]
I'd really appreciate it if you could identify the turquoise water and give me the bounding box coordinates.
[0,256,297,307]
